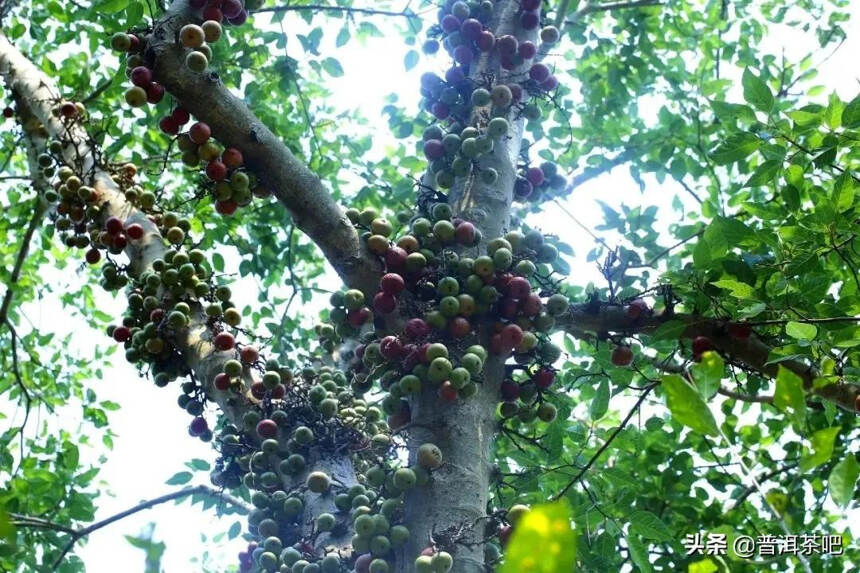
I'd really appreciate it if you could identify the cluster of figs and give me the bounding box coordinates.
[416,0,568,203]
[111,8,270,215]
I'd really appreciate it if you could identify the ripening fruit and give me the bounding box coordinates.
[180,24,205,48]
[491,84,512,108]
[213,331,235,351]
[507,504,530,525]
[728,322,752,340]
[626,298,649,319]
[124,86,147,107]
[307,471,331,493]
[189,122,211,144]
[611,345,633,366]
[202,20,222,43]
[417,443,443,469]
[692,336,713,355]
[537,402,557,422]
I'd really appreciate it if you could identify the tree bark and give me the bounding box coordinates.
[558,302,860,412]
[146,0,382,296]
[0,31,356,554]
[398,2,538,571]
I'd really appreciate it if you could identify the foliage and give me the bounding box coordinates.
[0,0,858,572]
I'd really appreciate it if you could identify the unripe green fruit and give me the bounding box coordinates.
[358,207,379,226]
[369,559,389,573]
[393,467,417,490]
[460,352,483,375]
[316,512,336,531]
[432,551,453,572]
[471,88,491,106]
[546,293,569,316]
[354,513,375,537]
[515,259,536,277]
[224,359,242,377]
[537,402,558,422]
[185,51,209,72]
[110,32,132,51]
[415,556,434,573]
[370,535,391,556]
[259,551,278,572]
[294,425,314,445]
[281,547,302,566]
[417,443,443,469]
[280,453,306,475]
[283,496,303,517]
[431,202,452,221]
[487,117,509,138]
[124,86,147,107]
[320,554,341,573]
[257,518,279,538]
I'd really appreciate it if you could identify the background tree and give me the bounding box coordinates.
[1,1,858,572]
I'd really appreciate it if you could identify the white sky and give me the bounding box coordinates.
[3,2,859,571]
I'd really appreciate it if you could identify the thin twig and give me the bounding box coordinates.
[47,485,251,571]
[567,0,663,23]
[254,3,419,19]
[552,383,658,500]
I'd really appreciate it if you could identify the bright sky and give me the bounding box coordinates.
[5,2,858,571]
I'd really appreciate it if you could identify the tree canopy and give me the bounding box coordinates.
[0,0,858,572]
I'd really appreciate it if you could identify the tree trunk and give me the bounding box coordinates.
[399,2,537,571]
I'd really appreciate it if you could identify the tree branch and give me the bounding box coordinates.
[557,302,860,413]
[146,0,382,294]
[717,386,774,404]
[567,0,663,23]
[552,383,658,501]
[27,485,251,571]
[731,461,800,509]
[253,3,419,20]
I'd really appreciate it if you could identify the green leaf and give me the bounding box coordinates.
[688,559,719,573]
[96,0,129,13]
[742,68,774,112]
[165,471,192,485]
[590,380,609,420]
[661,375,719,436]
[188,458,211,471]
[629,510,673,543]
[211,252,224,272]
[228,521,242,540]
[828,454,859,508]
[335,26,350,47]
[785,321,817,340]
[321,57,344,77]
[832,172,855,212]
[404,49,419,71]
[691,351,723,399]
[650,320,687,341]
[773,367,806,429]
[626,534,652,573]
[710,279,756,299]
[125,1,144,26]
[692,238,711,267]
[743,160,781,187]
[800,427,840,471]
[710,133,761,165]
[500,502,577,573]
[842,94,860,128]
